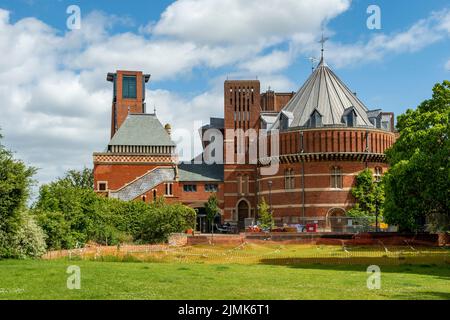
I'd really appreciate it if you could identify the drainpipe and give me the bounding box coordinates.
[300,131,305,225]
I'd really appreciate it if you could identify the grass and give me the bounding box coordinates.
[0,244,449,300]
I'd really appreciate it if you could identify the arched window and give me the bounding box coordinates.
[285,168,295,189]
[331,166,343,189]
[374,167,383,182]
[142,195,146,202]
[153,189,157,201]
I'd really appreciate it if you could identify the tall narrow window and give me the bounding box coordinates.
[122,75,137,99]
[285,169,295,189]
[374,167,383,182]
[153,189,157,201]
[237,175,243,194]
[331,166,343,189]
[243,175,249,194]
[165,183,173,196]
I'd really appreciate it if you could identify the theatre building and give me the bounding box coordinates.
[93,57,395,232]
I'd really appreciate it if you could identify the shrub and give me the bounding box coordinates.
[11,214,47,259]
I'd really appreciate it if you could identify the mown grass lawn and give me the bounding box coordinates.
[1,253,449,300]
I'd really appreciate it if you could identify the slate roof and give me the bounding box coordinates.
[109,114,175,146]
[178,163,224,182]
[272,58,374,129]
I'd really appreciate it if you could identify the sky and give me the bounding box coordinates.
[0,0,449,196]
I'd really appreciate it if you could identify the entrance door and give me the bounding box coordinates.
[237,200,249,231]
[327,208,346,232]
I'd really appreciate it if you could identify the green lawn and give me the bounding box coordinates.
[1,244,449,300]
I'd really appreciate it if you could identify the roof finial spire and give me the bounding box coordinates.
[319,33,329,61]
[153,105,156,115]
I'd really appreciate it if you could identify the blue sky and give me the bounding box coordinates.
[0,0,449,190]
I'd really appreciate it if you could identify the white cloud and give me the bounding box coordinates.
[239,50,293,75]
[300,9,450,68]
[445,59,450,71]
[153,0,351,45]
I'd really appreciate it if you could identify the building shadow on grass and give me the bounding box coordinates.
[258,257,450,279]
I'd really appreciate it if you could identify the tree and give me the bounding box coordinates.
[384,80,450,232]
[0,131,45,258]
[258,197,274,231]
[61,168,93,189]
[204,193,219,239]
[347,169,384,226]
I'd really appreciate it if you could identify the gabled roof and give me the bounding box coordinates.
[178,163,224,182]
[274,58,373,129]
[109,114,175,146]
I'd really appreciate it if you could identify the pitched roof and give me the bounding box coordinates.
[274,58,373,128]
[109,114,175,146]
[178,163,224,182]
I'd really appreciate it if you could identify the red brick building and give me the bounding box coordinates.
[93,58,395,232]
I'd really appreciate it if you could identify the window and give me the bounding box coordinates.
[331,166,343,189]
[183,184,197,192]
[345,111,356,127]
[374,167,383,182]
[205,184,218,192]
[237,175,242,194]
[165,183,173,196]
[280,113,290,130]
[98,181,108,191]
[122,75,137,99]
[310,110,322,128]
[285,168,295,189]
[243,175,249,194]
[142,195,146,202]
[153,189,157,201]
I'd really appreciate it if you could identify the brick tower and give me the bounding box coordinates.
[107,71,151,138]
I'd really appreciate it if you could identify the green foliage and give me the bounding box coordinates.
[0,131,45,259]
[0,137,36,235]
[10,213,47,259]
[138,199,196,243]
[347,169,384,223]
[258,197,274,230]
[33,170,196,249]
[205,193,219,222]
[60,168,94,189]
[384,81,450,232]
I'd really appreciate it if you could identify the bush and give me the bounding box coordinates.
[136,199,196,243]
[33,175,197,249]
[0,213,47,259]
[11,214,47,259]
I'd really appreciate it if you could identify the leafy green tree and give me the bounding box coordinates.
[347,169,384,224]
[258,197,274,231]
[384,80,450,232]
[204,193,219,237]
[61,168,93,189]
[0,132,38,257]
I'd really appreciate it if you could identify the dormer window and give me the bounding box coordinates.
[280,113,289,130]
[310,109,322,128]
[343,107,357,127]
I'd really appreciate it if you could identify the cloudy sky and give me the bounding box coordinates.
[0,0,449,194]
